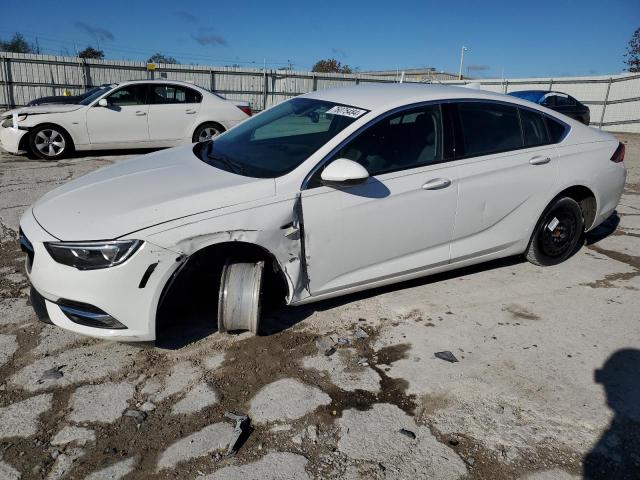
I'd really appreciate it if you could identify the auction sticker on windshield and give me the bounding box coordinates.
[326,105,368,118]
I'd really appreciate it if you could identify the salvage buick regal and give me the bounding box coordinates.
[19,84,626,341]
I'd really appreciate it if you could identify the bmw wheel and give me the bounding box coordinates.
[193,122,225,143]
[526,197,584,266]
[217,260,264,335]
[29,125,72,160]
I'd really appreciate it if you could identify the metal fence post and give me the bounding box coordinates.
[263,69,268,110]
[599,77,613,129]
[4,57,14,108]
[504,79,509,94]
[548,78,553,91]
[210,69,216,92]
[312,74,317,91]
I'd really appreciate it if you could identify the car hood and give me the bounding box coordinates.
[2,104,84,117]
[32,145,276,241]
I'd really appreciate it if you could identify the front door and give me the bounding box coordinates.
[147,84,202,142]
[86,84,149,145]
[301,104,459,296]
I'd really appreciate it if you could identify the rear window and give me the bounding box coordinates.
[545,117,568,143]
[456,102,523,157]
[520,108,549,147]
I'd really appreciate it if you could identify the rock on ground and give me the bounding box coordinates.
[152,361,201,402]
[199,452,310,480]
[0,333,18,367]
[0,393,53,438]
[51,426,95,446]
[249,378,332,424]
[46,447,83,480]
[84,457,137,480]
[337,403,467,480]
[303,348,380,392]
[69,382,134,423]
[172,381,218,414]
[10,343,137,391]
[0,457,20,480]
[157,422,235,470]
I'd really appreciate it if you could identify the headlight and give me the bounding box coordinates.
[44,240,142,270]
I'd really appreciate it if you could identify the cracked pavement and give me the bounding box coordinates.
[0,136,638,479]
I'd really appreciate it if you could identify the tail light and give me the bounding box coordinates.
[610,142,625,163]
[237,105,252,117]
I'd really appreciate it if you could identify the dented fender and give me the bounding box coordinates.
[139,195,309,304]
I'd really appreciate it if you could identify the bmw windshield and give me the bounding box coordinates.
[196,98,368,178]
[79,86,113,106]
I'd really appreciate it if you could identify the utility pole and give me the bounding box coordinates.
[458,45,468,80]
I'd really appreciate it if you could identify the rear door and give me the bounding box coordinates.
[148,84,202,142]
[301,104,459,296]
[449,102,558,261]
[85,84,149,144]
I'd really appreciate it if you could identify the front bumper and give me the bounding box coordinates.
[20,209,183,341]
[0,125,28,154]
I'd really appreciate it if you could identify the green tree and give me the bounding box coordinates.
[0,33,34,53]
[78,46,105,59]
[624,27,640,72]
[147,53,178,64]
[312,58,353,74]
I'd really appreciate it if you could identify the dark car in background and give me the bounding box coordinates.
[508,90,590,125]
[27,84,113,106]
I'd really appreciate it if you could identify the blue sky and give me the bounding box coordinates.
[1,0,638,77]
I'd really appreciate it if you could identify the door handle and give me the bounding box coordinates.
[529,156,551,165]
[135,111,147,116]
[185,109,196,114]
[422,178,451,190]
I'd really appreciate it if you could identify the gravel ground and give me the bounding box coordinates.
[0,134,638,480]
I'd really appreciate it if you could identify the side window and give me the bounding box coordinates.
[554,94,576,107]
[520,108,549,147]
[333,105,443,177]
[456,102,522,157]
[151,85,195,104]
[107,85,147,106]
[545,117,568,143]
[185,88,202,103]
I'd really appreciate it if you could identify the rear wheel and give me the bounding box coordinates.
[29,125,72,160]
[526,197,584,266]
[193,122,225,143]
[217,260,264,334]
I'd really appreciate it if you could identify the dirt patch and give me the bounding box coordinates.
[582,245,640,288]
[503,304,540,321]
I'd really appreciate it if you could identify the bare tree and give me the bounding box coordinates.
[0,33,34,53]
[78,46,105,59]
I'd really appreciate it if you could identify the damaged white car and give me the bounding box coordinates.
[19,84,626,341]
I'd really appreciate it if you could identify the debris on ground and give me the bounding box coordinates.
[40,365,64,381]
[324,346,336,357]
[354,328,369,340]
[223,411,251,456]
[399,428,416,439]
[434,351,459,363]
[336,338,350,346]
[123,409,147,424]
[316,337,336,356]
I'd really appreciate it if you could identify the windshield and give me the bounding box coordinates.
[508,91,545,103]
[79,86,113,106]
[196,98,368,178]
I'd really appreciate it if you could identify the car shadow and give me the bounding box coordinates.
[584,211,621,246]
[583,348,640,479]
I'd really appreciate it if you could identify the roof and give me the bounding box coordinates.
[302,83,518,112]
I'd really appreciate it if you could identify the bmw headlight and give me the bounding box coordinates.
[44,240,142,270]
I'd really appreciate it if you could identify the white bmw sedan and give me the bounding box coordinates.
[19,84,626,341]
[0,80,250,160]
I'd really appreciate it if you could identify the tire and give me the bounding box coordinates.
[193,122,225,143]
[217,260,264,334]
[29,124,73,160]
[525,197,584,266]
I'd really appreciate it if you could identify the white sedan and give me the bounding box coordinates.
[19,83,626,341]
[0,80,250,160]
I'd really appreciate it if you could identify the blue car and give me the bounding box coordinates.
[508,90,590,125]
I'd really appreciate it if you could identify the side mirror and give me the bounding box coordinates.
[98,98,108,107]
[320,158,369,186]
